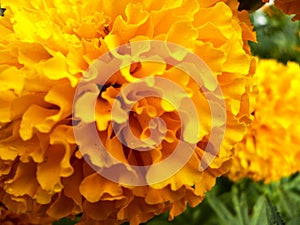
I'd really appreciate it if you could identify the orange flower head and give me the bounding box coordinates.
[275,0,300,20]
[0,207,54,225]
[0,0,255,224]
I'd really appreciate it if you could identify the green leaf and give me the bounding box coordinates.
[266,198,286,225]
[287,217,300,225]
[278,187,298,218]
[232,187,249,225]
[146,219,172,225]
[249,5,300,64]
[250,196,268,225]
[206,191,237,225]
[53,218,79,225]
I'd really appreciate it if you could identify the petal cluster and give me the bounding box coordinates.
[0,0,255,224]
[229,59,300,183]
[0,207,53,225]
[275,0,300,20]
[261,0,300,20]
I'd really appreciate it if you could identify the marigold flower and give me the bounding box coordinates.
[0,0,255,224]
[0,207,53,225]
[275,0,300,20]
[228,59,300,183]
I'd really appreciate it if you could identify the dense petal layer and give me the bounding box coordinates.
[0,0,255,224]
[229,59,300,183]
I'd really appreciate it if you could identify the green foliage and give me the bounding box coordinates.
[249,6,300,64]
[142,173,300,225]
[53,216,81,225]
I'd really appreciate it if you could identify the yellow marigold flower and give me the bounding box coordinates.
[0,0,255,224]
[229,59,300,183]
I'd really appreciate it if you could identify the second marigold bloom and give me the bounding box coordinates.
[229,59,300,183]
[0,0,255,224]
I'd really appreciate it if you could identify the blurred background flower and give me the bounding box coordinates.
[228,59,300,183]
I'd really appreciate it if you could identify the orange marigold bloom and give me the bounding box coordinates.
[228,59,300,183]
[275,0,300,20]
[261,0,300,20]
[0,0,255,224]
